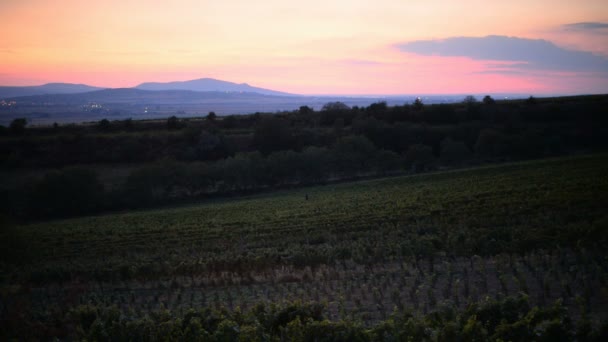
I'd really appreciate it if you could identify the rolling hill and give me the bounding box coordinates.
[7,88,303,105]
[0,83,104,98]
[136,77,293,96]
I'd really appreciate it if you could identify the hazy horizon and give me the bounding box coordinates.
[1,1,607,95]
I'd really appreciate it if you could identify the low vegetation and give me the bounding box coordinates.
[1,154,607,340]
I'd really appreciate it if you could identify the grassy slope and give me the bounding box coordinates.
[2,153,607,282]
[2,153,608,325]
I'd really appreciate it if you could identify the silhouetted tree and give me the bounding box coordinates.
[464,95,481,120]
[207,112,217,121]
[319,102,351,126]
[482,95,496,105]
[413,98,424,111]
[98,119,111,132]
[9,118,27,135]
[463,95,478,104]
[367,101,388,116]
[122,118,133,131]
[322,102,350,112]
[299,106,313,115]
[167,116,180,130]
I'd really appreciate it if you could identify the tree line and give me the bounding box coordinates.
[1,95,607,219]
[1,94,606,168]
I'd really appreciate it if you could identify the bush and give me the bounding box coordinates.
[252,117,293,155]
[405,144,435,172]
[98,119,111,132]
[26,167,104,218]
[123,162,184,206]
[474,128,509,158]
[167,116,180,130]
[9,118,27,135]
[332,135,378,176]
[440,137,473,165]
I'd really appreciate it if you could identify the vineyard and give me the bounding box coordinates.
[1,153,608,339]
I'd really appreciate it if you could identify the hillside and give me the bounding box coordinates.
[0,83,104,98]
[136,77,293,96]
[2,154,607,339]
[8,88,296,105]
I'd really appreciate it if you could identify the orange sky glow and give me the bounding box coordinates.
[1,0,607,94]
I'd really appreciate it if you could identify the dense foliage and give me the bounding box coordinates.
[2,94,607,219]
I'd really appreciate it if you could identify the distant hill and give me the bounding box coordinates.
[0,83,104,99]
[9,88,300,105]
[0,78,291,98]
[136,78,293,96]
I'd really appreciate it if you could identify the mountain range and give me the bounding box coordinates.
[0,83,103,98]
[10,88,299,106]
[0,78,291,99]
[135,78,291,96]
[0,77,481,126]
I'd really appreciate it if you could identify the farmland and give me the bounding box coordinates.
[1,153,607,339]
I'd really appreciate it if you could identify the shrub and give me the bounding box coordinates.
[26,167,104,218]
[405,144,435,172]
[440,137,473,165]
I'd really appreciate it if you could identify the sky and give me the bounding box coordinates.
[0,0,607,95]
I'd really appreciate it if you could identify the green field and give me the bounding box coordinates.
[2,153,608,338]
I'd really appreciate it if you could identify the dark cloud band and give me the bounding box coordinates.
[397,35,608,73]
[562,22,608,31]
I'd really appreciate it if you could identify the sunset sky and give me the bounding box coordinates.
[1,0,607,95]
